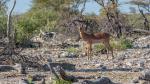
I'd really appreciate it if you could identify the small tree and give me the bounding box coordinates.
[130,0,150,30]
[94,0,123,38]
[3,0,16,55]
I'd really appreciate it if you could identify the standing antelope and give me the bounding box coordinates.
[78,27,114,60]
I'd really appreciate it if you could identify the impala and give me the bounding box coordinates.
[78,27,114,60]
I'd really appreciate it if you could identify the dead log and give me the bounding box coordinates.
[46,63,77,82]
[47,63,60,79]
[82,77,115,84]
[56,66,78,82]
[0,63,21,73]
[132,29,150,35]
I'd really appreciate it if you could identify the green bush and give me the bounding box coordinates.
[120,38,133,49]
[94,44,105,52]
[0,14,7,37]
[93,38,133,51]
[14,9,58,44]
[111,37,133,50]
[15,17,38,43]
[53,79,72,84]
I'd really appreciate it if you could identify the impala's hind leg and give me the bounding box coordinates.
[103,41,109,59]
[106,48,109,59]
[108,45,113,59]
[108,44,114,59]
[89,45,92,60]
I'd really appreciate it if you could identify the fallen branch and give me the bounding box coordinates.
[47,63,60,79]
[56,66,78,82]
[132,29,150,35]
[0,63,21,73]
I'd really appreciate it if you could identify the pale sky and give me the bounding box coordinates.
[7,0,131,15]
[7,0,32,14]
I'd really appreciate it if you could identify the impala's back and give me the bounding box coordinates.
[79,27,110,42]
[94,32,110,39]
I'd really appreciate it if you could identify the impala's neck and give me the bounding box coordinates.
[79,29,85,39]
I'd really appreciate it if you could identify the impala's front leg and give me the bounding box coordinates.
[84,42,89,60]
[87,42,92,60]
[83,42,87,56]
[84,42,89,56]
[89,43,92,60]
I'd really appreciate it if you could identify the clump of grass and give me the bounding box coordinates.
[94,44,105,52]
[111,37,133,50]
[120,38,133,49]
[52,79,72,84]
[27,75,34,84]
[93,37,133,51]
[66,47,78,53]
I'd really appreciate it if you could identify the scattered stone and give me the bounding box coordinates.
[138,59,145,68]
[60,51,69,57]
[82,77,115,84]
[139,70,150,81]
[0,35,150,83]
[21,66,27,74]
[81,53,87,56]
[41,78,46,84]
[100,48,107,54]
[132,79,139,83]
[43,50,51,54]
[116,55,126,61]
[94,63,101,68]
[72,82,82,84]
[0,63,22,72]
[19,79,28,84]
[132,67,143,72]
[32,74,45,81]
[21,79,29,84]
[42,64,50,71]
[114,67,132,71]
[50,62,76,70]
[66,53,78,58]
[133,35,150,48]
[47,58,52,63]
[98,65,107,71]
[13,63,22,73]
[142,81,150,84]
[125,61,133,67]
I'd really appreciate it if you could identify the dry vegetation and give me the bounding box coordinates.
[0,0,150,84]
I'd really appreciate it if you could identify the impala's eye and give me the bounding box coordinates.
[79,27,82,30]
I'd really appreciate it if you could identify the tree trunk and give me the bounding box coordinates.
[3,0,16,55]
[138,5,150,31]
[95,0,122,38]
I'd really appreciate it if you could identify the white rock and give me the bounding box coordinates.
[60,52,69,57]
